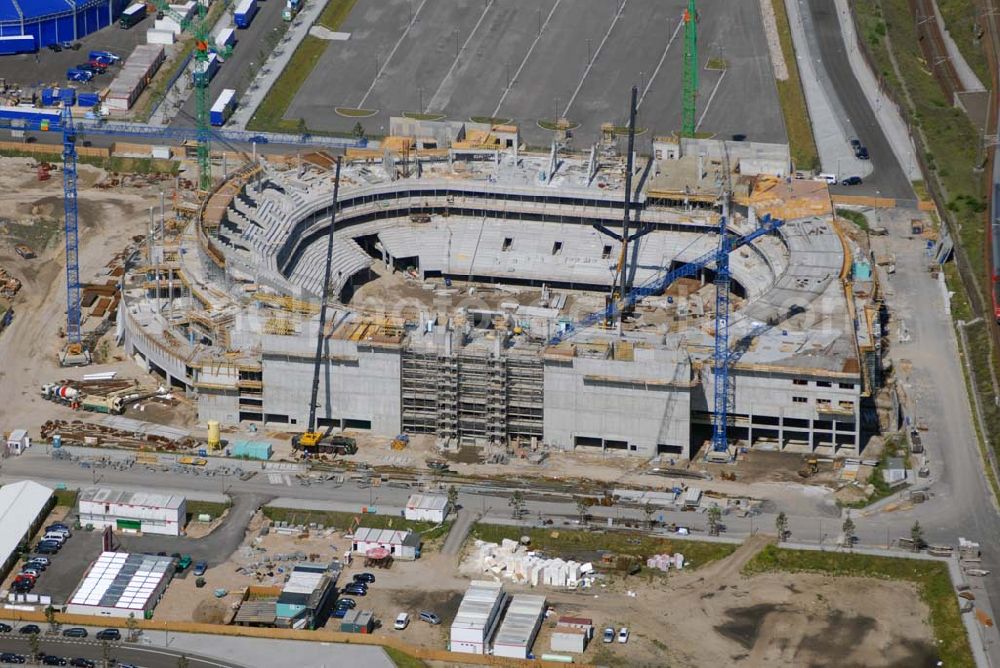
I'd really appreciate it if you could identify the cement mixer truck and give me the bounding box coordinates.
[41,383,81,404]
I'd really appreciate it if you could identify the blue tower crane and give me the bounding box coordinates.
[710,211,732,453]
[60,100,88,365]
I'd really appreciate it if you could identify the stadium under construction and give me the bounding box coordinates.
[118,118,885,460]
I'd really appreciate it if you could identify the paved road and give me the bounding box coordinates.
[0,635,236,668]
[803,0,914,199]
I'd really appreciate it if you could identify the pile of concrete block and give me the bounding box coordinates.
[465,539,596,589]
[645,553,685,572]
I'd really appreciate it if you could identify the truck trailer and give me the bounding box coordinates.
[234,0,258,28]
[119,3,147,29]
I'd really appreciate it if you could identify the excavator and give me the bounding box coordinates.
[289,158,357,458]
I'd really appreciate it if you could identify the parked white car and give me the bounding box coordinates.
[394,612,410,630]
[618,627,630,644]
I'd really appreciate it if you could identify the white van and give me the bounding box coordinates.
[41,532,66,544]
[817,173,837,185]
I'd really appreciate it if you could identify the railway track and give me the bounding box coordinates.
[911,0,965,102]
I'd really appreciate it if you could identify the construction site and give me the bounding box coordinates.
[105,110,883,462]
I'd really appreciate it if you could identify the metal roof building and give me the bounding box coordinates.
[449,580,507,655]
[493,594,547,659]
[65,552,174,618]
[0,480,52,578]
[351,526,421,561]
[79,488,186,536]
[404,493,449,523]
[275,562,341,629]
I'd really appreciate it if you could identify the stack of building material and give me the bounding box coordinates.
[106,45,165,112]
[645,553,684,572]
[466,539,595,589]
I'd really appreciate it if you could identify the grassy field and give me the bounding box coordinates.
[470,524,737,569]
[771,0,820,171]
[835,208,870,231]
[262,506,452,541]
[318,0,359,31]
[52,489,78,508]
[185,500,231,523]
[383,647,427,668]
[936,0,991,86]
[744,545,973,667]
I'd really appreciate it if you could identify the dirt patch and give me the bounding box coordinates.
[716,603,790,649]
[192,598,229,624]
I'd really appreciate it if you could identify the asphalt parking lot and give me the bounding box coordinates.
[286,0,784,146]
[0,16,152,93]
[21,524,103,606]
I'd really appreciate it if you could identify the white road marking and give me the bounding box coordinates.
[562,0,629,118]
[638,15,684,109]
[491,0,563,118]
[357,0,430,108]
[424,0,495,113]
[696,69,727,130]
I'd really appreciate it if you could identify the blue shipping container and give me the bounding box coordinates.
[0,35,36,56]
[41,88,56,106]
[77,93,100,107]
[0,106,61,130]
[59,88,76,105]
[231,440,272,460]
[233,0,258,28]
[209,88,236,126]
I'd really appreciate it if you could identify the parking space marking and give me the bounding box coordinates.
[424,0,496,113]
[491,0,563,118]
[562,0,629,118]
[638,14,684,109]
[357,0,430,108]
[696,69,727,130]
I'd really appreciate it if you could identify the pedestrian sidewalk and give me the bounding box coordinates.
[831,0,921,180]
[229,0,327,130]
[783,0,871,179]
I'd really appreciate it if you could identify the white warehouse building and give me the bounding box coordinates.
[450,580,507,655]
[493,594,547,659]
[404,494,449,523]
[79,488,186,536]
[65,552,174,618]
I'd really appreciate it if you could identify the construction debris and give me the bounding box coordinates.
[464,539,596,589]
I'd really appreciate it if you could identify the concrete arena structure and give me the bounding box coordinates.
[0,0,127,49]
[120,126,882,459]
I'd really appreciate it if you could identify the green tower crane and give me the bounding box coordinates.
[154,1,213,191]
[682,0,698,137]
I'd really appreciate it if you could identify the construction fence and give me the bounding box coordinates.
[0,609,589,668]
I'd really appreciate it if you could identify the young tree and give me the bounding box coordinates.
[842,514,856,549]
[101,639,112,668]
[911,521,924,552]
[28,633,39,662]
[775,511,789,542]
[447,485,459,512]
[352,121,365,139]
[296,117,307,136]
[44,604,57,633]
[125,612,138,643]
[574,497,589,525]
[642,501,656,529]
[707,503,722,536]
[508,490,525,519]
[177,655,190,668]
